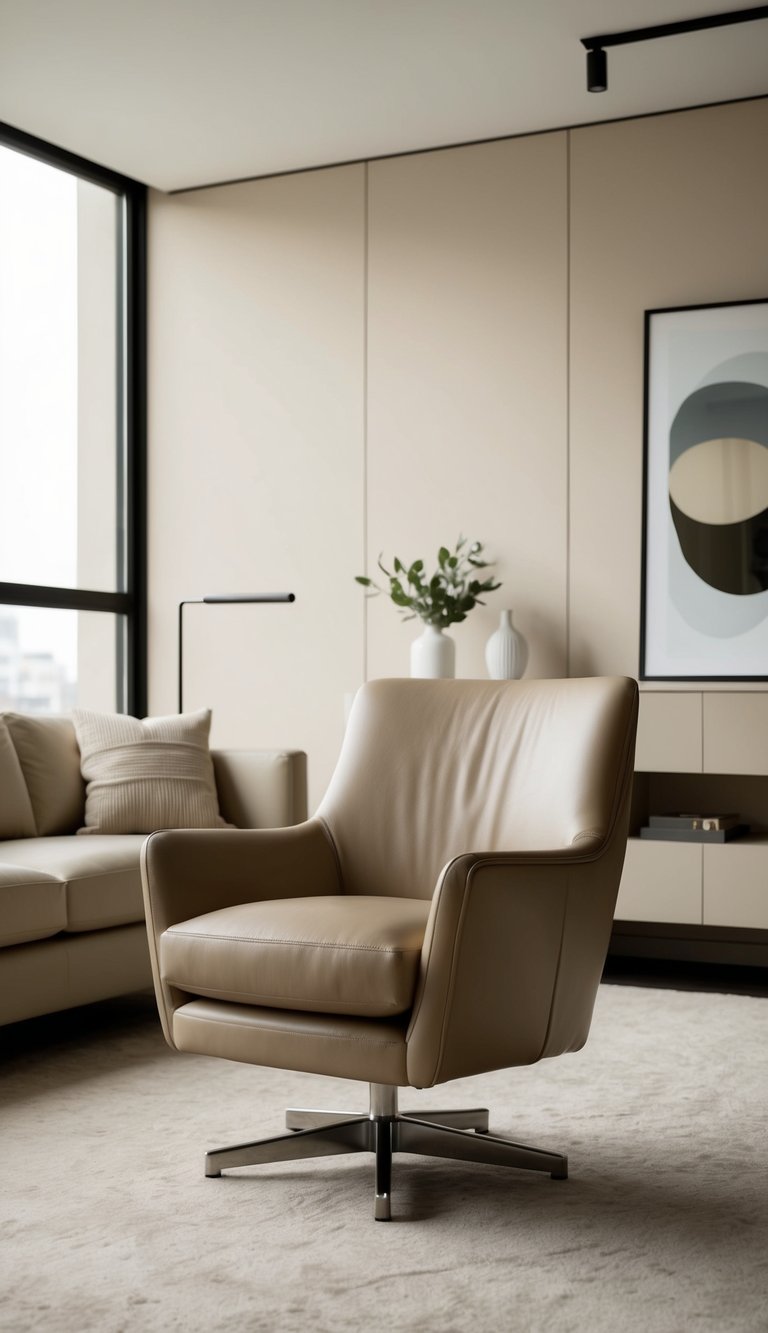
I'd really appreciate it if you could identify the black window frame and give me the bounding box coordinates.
[0,121,147,716]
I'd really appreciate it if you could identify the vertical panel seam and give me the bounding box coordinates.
[363,160,369,684]
[565,130,572,678]
[704,693,709,922]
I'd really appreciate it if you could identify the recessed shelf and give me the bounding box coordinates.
[630,771,768,837]
[613,691,768,962]
[615,767,768,954]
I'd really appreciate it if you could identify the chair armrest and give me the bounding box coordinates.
[405,842,625,1089]
[212,749,307,828]
[141,819,340,1044]
[141,820,340,935]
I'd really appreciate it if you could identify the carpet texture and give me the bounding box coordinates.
[1,983,766,1332]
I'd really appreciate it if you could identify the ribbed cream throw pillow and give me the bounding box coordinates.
[73,708,229,834]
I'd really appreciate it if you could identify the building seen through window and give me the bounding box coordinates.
[0,614,74,713]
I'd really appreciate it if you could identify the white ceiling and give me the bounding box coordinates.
[0,0,767,192]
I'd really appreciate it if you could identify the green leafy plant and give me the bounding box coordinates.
[355,536,501,628]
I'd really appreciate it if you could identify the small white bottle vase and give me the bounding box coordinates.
[485,610,528,680]
[411,624,456,679]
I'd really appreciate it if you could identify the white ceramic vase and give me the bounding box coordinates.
[410,624,455,678]
[485,610,528,679]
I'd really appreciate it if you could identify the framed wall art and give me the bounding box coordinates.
[641,298,768,680]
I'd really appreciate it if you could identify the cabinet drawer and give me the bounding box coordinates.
[636,693,702,773]
[703,843,768,928]
[615,839,702,924]
[704,695,768,775]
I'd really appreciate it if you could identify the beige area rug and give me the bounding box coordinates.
[1,983,767,1333]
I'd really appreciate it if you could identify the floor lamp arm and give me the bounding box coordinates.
[177,594,296,713]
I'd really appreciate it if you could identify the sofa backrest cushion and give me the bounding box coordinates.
[0,718,37,839]
[73,707,229,834]
[2,713,85,836]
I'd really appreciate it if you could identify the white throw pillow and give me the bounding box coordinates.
[73,708,229,834]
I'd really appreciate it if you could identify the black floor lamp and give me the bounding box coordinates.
[177,593,296,713]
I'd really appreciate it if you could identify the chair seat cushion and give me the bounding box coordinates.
[160,895,431,1018]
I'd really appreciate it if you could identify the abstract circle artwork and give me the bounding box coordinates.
[642,302,768,678]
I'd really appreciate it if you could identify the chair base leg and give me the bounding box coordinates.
[374,1117,392,1221]
[205,1116,370,1177]
[208,1084,567,1219]
[285,1105,490,1134]
[395,1115,567,1179]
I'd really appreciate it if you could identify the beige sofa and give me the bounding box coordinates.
[0,712,307,1026]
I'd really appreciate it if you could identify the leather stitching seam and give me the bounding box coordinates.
[170,981,406,1012]
[178,1010,404,1047]
[166,931,420,954]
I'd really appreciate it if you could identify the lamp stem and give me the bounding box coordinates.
[177,593,296,713]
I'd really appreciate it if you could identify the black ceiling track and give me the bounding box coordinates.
[581,5,768,53]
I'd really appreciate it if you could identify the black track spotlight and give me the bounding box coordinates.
[581,7,768,94]
[586,47,607,93]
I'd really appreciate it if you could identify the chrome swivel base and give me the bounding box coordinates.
[205,1083,567,1221]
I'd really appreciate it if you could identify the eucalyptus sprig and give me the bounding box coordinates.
[355,536,501,628]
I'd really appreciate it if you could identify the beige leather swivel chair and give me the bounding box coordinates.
[141,676,638,1220]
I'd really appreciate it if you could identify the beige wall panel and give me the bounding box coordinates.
[148,168,365,811]
[704,845,768,928]
[704,694,768,775]
[366,136,568,682]
[635,692,702,772]
[615,839,702,924]
[570,100,768,680]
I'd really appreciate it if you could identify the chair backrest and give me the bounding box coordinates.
[317,676,638,900]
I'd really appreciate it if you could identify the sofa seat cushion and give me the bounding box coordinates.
[0,836,146,932]
[0,863,66,946]
[161,895,430,1018]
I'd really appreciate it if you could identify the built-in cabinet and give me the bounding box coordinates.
[613,692,768,964]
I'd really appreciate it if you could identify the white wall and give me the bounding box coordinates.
[366,134,568,682]
[148,98,768,809]
[149,166,365,807]
[569,99,768,681]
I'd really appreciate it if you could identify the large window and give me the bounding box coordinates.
[0,125,145,715]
